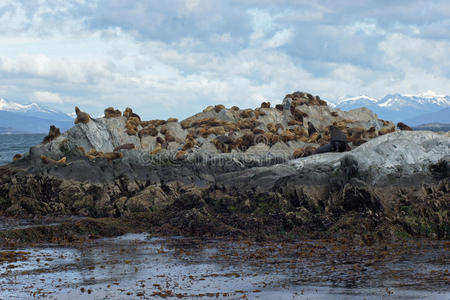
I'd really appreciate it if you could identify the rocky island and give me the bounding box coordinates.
[0,91,449,245]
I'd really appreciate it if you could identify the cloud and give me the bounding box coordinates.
[32,91,63,104]
[0,0,448,119]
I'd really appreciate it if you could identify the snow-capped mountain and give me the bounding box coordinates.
[0,98,73,133]
[0,98,73,122]
[335,91,450,123]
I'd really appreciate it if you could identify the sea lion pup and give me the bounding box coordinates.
[74,107,91,124]
[42,125,61,144]
[397,122,412,131]
[314,126,348,154]
[114,143,135,151]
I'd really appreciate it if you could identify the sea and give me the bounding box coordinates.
[0,133,45,166]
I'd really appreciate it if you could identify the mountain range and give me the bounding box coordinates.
[334,91,450,125]
[0,98,73,134]
[0,91,449,133]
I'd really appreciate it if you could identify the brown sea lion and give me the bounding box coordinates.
[214,104,225,112]
[42,125,61,144]
[378,126,395,135]
[114,144,135,151]
[74,107,91,124]
[261,102,271,108]
[104,107,122,118]
[151,143,162,155]
[123,107,141,120]
[101,152,123,161]
[12,154,22,161]
[40,155,66,164]
[138,126,158,138]
[397,122,412,131]
[175,151,186,160]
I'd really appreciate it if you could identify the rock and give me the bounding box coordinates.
[337,178,383,215]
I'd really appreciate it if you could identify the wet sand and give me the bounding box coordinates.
[1,233,449,299]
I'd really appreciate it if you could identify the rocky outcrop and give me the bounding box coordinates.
[1,92,449,242]
[12,92,396,168]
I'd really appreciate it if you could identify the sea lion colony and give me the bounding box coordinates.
[16,91,407,163]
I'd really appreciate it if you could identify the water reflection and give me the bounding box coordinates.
[0,233,448,299]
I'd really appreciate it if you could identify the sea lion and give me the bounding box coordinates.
[40,155,66,164]
[104,107,122,118]
[175,150,186,160]
[167,118,178,123]
[308,121,317,136]
[230,106,240,111]
[261,102,271,108]
[151,143,162,155]
[330,111,338,117]
[164,133,176,143]
[101,152,123,161]
[314,126,348,154]
[203,105,214,113]
[397,122,412,131]
[329,125,348,152]
[180,119,191,129]
[275,104,284,111]
[290,107,308,122]
[293,146,317,158]
[74,107,91,124]
[240,109,253,119]
[12,154,22,161]
[378,126,395,135]
[42,125,61,144]
[307,132,321,143]
[123,107,141,120]
[207,126,226,136]
[216,135,234,145]
[214,104,225,113]
[114,144,135,151]
[138,126,158,138]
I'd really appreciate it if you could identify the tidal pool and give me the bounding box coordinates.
[0,233,448,299]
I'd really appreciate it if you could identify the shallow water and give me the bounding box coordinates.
[0,233,448,299]
[0,134,45,165]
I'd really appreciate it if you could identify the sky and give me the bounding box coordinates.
[0,0,449,120]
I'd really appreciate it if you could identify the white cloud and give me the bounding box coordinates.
[0,0,448,119]
[263,28,294,48]
[32,91,63,104]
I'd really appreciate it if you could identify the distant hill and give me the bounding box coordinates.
[335,91,450,123]
[413,122,450,132]
[402,107,450,126]
[0,98,73,133]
